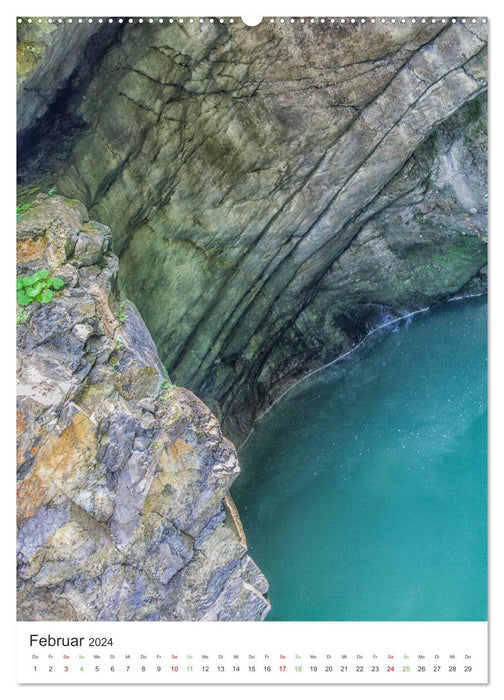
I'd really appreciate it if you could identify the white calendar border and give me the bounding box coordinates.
[4,0,503,697]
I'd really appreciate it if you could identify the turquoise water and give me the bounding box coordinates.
[231,297,487,621]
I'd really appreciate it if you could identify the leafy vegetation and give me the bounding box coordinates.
[16,186,56,221]
[16,270,65,307]
[116,304,127,323]
[16,203,31,221]
[16,309,29,324]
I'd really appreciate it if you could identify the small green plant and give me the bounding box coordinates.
[16,270,65,307]
[115,338,123,349]
[16,203,31,221]
[17,188,55,221]
[116,304,127,324]
[16,309,29,324]
[158,378,176,403]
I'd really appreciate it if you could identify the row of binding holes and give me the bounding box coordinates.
[271,17,485,24]
[17,17,487,24]
[17,18,230,24]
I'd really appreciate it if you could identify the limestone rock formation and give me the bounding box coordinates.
[17,19,487,443]
[16,195,270,621]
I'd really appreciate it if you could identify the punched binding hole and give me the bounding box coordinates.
[241,17,263,26]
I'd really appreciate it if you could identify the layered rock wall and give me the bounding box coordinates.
[18,19,487,441]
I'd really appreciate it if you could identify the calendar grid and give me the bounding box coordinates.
[17,621,488,684]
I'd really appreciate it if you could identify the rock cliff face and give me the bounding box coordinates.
[17,18,487,620]
[17,195,269,620]
[17,19,488,442]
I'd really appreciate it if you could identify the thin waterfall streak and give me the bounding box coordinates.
[448,292,484,302]
[263,309,428,411]
[239,306,429,449]
[239,293,485,449]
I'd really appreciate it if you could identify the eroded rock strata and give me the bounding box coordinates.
[17,196,269,620]
[19,19,487,442]
[17,19,487,619]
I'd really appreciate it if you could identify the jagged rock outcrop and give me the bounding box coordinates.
[16,195,270,621]
[18,18,487,442]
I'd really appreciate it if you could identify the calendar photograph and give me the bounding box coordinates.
[15,11,488,683]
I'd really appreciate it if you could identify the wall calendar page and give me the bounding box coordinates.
[14,2,490,690]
